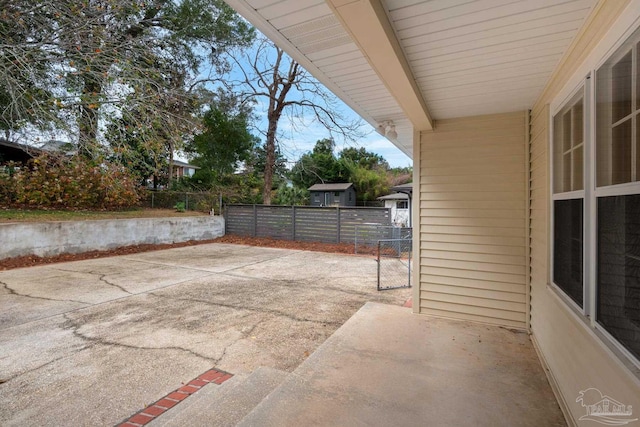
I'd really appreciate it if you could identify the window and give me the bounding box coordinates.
[597,194,640,360]
[553,87,585,308]
[552,26,640,364]
[595,28,640,361]
[396,200,408,209]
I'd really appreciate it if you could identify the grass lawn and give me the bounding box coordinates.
[0,208,207,223]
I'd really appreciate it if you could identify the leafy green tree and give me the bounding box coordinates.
[341,158,389,203]
[339,147,389,170]
[185,91,258,181]
[290,138,349,189]
[1,0,254,156]
[290,140,399,203]
[0,2,56,138]
[274,184,309,206]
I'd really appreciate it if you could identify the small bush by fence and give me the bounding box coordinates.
[143,191,222,213]
[225,204,391,244]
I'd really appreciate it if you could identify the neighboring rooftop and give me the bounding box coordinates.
[308,183,354,191]
[172,160,200,169]
[377,192,409,201]
[0,139,43,163]
[391,182,413,193]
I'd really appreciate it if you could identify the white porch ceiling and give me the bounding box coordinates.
[224,0,598,159]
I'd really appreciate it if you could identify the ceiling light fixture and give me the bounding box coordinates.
[376,120,398,141]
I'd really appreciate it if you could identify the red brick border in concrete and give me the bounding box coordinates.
[403,298,412,308]
[117,368,233,427]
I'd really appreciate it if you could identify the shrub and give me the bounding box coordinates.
[1,154,143,210]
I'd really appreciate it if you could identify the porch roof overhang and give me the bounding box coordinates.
[224,0,598,159]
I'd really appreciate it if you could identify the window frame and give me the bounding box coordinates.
[550,83,589,314]
[549,19,640,370]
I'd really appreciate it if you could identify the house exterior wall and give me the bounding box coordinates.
[417,111,528,329]
[340,188,356,206]
[527,0,640,423]
[384,199,410,227]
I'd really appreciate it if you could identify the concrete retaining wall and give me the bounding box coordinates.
[0,216,225,259]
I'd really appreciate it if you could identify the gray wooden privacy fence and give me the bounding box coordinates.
[225,204,391,244]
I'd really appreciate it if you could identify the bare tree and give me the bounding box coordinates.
[226,37,363,205]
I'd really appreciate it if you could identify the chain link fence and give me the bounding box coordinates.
[354,224,412,255]
[377,238,412,291]
[143,191,222,213]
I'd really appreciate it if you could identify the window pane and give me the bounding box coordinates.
[554,199,584,307]
[596,27,640,187]
[598,194,640,360]
[612,120,632,184]
[553,90,584,193]
[637,41,640,111]
[612,51,632,123]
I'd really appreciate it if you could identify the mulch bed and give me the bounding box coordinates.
[0,235,372,271]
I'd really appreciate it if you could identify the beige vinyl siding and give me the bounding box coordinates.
[527,0,640,423]
[418,111,527,328]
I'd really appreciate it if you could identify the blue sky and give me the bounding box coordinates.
[252,100,412,169]
[202,36,413,169]
[200,42,417,168]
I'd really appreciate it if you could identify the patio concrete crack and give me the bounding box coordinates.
[0,280,88,305]
[214,345,229,365]
[93,272,132,294]
[50,268,133,294]
[0,355,67,385]
[148,292,342,327]
[242,318,265,338]
[62,314,217,363]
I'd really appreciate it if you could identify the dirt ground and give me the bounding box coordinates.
[0,235,367,271]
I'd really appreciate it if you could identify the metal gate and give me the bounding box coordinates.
[376,237,412,291]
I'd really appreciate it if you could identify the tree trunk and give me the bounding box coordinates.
[263,117,277,205]
[78,76,101,158]
[168,140,175,185]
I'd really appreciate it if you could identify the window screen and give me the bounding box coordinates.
[597,194,640,360]
[554,198,584,307]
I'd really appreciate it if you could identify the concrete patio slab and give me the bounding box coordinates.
[124,243,295,273]
[0,244,410,426]
[238,302,565,427]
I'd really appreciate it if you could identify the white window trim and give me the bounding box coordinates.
[548,6,640,372]
[550,82,588,315]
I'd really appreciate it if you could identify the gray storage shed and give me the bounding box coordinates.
[308,183,356,207]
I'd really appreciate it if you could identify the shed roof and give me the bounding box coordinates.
[391,182,413,194]
[308,183,354,191]
[378,192,409,201]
